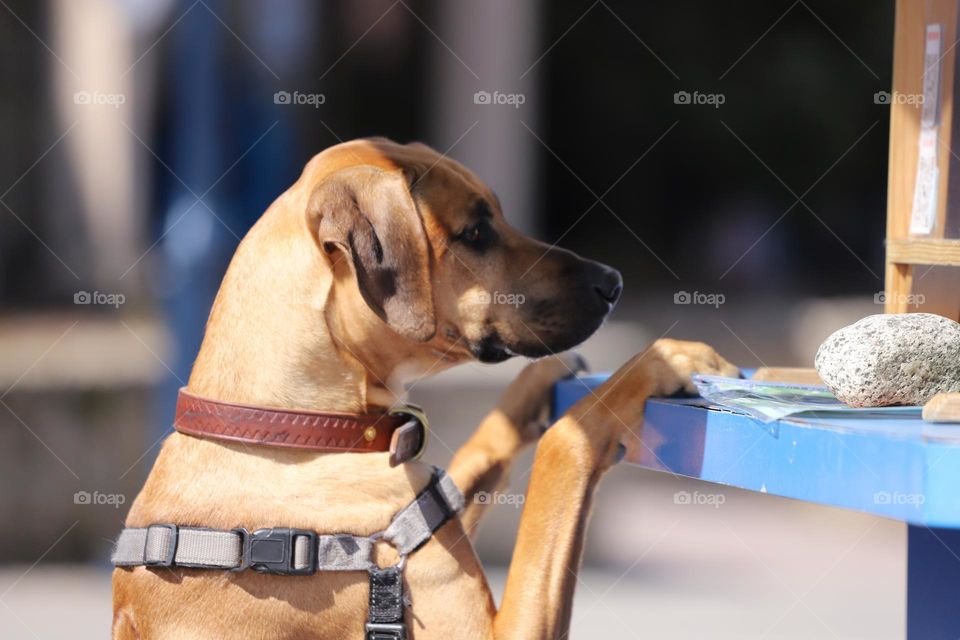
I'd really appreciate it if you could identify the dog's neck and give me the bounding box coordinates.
[187,203,438,414]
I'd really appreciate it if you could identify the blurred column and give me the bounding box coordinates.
[152,0,316,440]
[49,0,171,290]
[430,0,541,234]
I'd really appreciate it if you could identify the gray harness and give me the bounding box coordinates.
[112,468,464,639]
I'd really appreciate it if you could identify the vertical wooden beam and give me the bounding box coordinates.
[885,261,914,313]
[886,1,925,246]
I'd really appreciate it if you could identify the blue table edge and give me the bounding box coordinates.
[552,374,960,529]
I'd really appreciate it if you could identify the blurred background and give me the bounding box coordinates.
[0,1,910,637]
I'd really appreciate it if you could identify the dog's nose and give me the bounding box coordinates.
[593,266,623,304]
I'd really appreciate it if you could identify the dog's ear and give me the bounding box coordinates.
[308,166,436,342]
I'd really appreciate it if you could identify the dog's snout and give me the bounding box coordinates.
[593,266,623,304]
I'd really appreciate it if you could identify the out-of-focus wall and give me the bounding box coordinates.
[0,0,895,566]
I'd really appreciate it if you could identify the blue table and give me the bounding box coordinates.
[553,375,960,640]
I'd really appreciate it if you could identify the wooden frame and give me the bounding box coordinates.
[886,0,960,319]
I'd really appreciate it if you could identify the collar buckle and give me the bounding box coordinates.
[387,405,429,466]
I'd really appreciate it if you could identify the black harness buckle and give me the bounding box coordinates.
[365,622,406,640]
[236,527,317,575]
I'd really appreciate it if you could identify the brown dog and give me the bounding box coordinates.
[113,138,736,639]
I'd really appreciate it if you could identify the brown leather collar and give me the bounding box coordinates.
[174,388,428,466]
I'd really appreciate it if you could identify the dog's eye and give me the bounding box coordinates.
[463,224,481,243]
[457,219,494,251]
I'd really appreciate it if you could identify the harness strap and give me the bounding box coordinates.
[366,567,406,639]
[113,525,243,569]
[381,469,464,555]
[111,468,463,573]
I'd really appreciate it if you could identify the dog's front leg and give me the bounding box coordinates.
[494,339,737,639]
[448,353,585,537]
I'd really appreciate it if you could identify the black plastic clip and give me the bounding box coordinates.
[235,527,317,575]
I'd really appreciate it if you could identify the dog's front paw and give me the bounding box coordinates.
[641,338,739,396]
[499,352,588,445]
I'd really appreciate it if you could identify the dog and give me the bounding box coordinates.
[112,137,737,639]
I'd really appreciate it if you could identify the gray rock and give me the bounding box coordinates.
[814,313,960,407]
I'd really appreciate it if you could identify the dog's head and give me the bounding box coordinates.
[306,138,621,365]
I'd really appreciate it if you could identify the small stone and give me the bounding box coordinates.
[814,313,960,407]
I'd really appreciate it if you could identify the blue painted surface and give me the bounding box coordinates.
[553,374,960,528]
